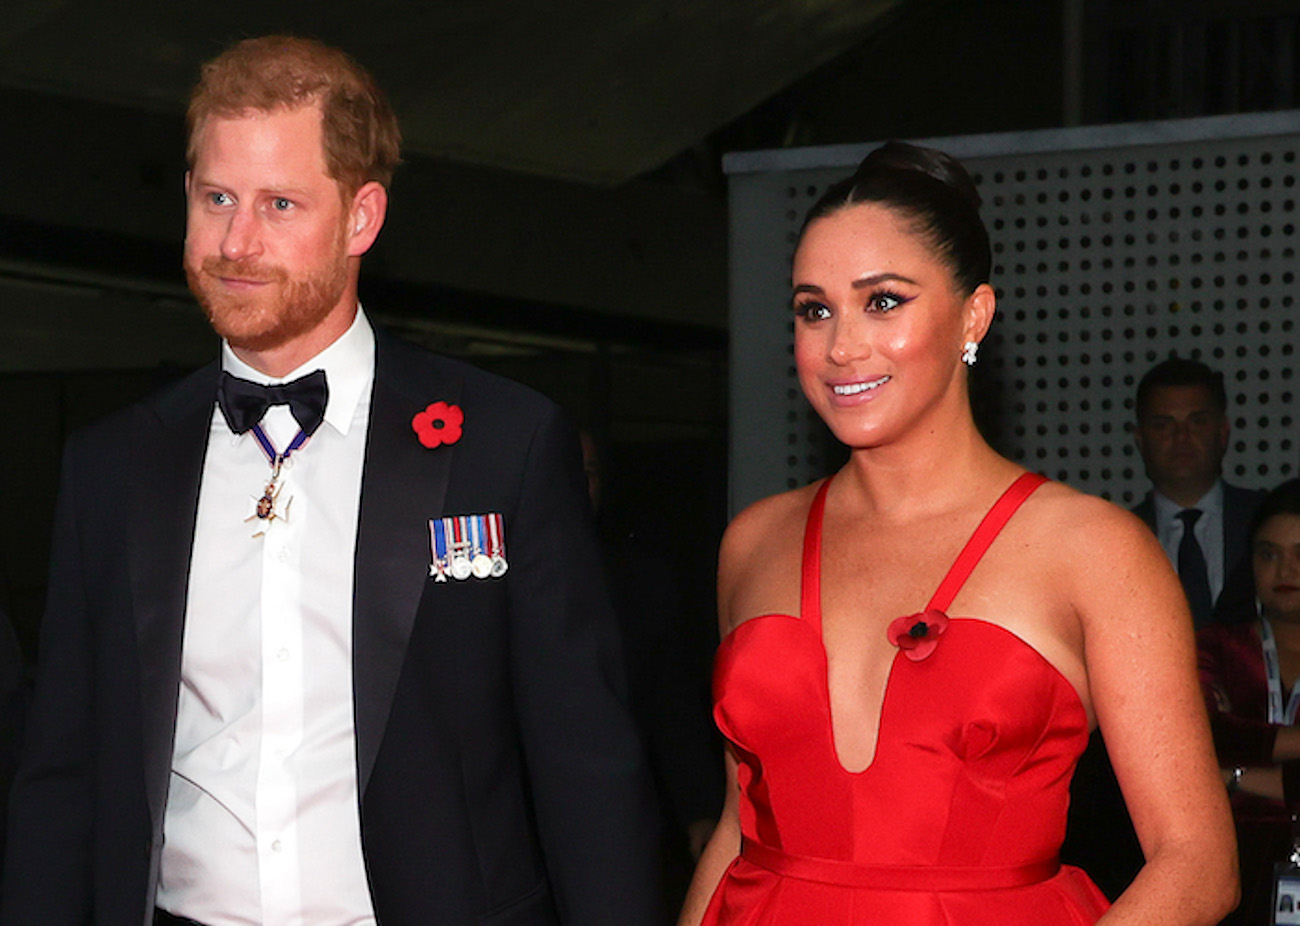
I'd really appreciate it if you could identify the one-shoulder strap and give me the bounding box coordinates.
[926,472,1049,613]
[800,477,833,628]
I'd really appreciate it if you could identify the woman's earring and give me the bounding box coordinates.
[961,341,979,366]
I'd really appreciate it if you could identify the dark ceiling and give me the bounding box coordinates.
[4,1,1291,346]
[2,0,911,186]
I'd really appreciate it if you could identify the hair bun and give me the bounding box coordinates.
[856,141,982,214]
[800,139,991,292]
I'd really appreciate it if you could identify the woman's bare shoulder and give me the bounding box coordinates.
[1026,480,1159,552]
[717,481,822,623]
[721,481,822,562]
[1021,479,1177,609]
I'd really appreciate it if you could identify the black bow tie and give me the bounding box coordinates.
[217,369,329,437]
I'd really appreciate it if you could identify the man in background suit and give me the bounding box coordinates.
[1064,356,1263,900]
[1,35,659,926]
[1130,357,1264,626]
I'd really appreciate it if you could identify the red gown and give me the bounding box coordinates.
[703,473,1110,924]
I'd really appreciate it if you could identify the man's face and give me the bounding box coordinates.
[184,103,353,354]
[1135,383,1230,496]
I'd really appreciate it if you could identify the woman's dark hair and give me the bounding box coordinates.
[800,141,991,295]
[1250,478,1300,543]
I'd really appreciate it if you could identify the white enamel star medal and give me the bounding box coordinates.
[245,462,293,538]
[244,422,311,539]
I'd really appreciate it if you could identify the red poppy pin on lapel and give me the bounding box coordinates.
[412,401,464,449]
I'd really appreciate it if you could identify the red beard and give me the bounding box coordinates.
[186,250,348,354]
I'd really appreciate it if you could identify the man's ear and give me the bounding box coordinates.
[346,181,388,257]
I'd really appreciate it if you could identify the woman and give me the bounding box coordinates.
[678,142,1237,925]
[1199,478,1300,925]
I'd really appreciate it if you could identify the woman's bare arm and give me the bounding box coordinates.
[677,750,741,926]
[1064,500,1238,925]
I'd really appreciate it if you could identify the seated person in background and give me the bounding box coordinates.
[1199,477,1300,925]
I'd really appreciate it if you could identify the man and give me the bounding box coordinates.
[1064,356,1264,900]
[1,36,659,926]
[1131,357,1264,627]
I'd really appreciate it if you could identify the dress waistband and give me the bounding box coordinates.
[741,841,1061,891]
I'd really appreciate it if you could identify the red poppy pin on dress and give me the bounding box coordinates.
[412,401,464,449]
[888,609,950,662]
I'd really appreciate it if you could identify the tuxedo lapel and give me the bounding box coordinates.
[353,333,462,791]
[128,363,218,827]
[1221,483,1252,576]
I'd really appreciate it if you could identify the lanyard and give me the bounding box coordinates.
[1259,617,1300,725]
[250,423,310,467]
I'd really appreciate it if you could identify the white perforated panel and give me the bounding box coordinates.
[726,114,1300,515]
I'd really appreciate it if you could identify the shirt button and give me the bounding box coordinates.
[271,839,283,852]
[276,547,290,563]
[277,648,290,662]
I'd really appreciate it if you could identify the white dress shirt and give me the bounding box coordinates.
[1152,479,1227,605]
[158,309,378,925]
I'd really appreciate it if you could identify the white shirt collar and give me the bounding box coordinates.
[1153,478,1225,520]
[220,306,375,437]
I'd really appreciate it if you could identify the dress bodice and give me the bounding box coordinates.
[703,473,1110,924]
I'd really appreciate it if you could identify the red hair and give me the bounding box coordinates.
[187,35,402,193]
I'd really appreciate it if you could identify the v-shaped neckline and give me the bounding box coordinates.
[802,472,1048,774]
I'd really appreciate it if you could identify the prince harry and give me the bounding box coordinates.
[1,36,659,926]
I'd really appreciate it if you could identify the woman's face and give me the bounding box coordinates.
[791,202,992,450]
[1254,512,1300,623]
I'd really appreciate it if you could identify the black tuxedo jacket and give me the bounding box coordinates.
[1,331,660,926]
[1131,480,1265,624]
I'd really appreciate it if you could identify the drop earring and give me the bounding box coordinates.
[961,341,979,366]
